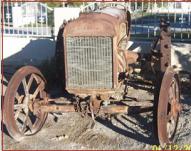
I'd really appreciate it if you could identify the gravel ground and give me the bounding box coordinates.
[3,86,191,150]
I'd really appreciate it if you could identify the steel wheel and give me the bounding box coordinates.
[4,66,48,141]
[157,67,182,148]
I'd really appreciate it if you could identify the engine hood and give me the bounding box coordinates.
[64,8,127,37]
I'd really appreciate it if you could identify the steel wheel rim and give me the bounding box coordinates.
[157,67,181,148]
[4,66,48,141]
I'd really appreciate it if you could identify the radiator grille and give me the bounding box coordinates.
[66,36,113,89]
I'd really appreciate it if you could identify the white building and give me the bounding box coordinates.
[11,2,52,27]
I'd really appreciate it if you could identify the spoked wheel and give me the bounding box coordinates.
[157,67,182,148]
[4,66,48,141]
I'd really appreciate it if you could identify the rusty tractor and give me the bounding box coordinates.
[3,7,182,148]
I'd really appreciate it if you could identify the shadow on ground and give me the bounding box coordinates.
[96,113,157,146]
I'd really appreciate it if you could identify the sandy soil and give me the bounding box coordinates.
[3,86,191,150]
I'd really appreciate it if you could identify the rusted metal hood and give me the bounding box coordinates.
[98,7,126,21]
[64,7,127,37]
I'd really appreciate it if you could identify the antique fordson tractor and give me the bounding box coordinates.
[3,7,182,148]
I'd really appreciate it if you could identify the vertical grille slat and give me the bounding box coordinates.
[66,36,113,89]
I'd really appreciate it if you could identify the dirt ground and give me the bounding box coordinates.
[3,85,191,150]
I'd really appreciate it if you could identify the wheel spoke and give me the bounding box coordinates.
[167,117,176,139]
[32,82,44,99]
[22,77,29,96]
[15,93,24,104]
[172,112,178,121]
[14,108,23,119]
[15,92,20,101]
[21,114,28,133]
[27,74,34,90]
[171,81,176,101]
[167,122,173,138]
[173,81,176,99]
[33,74,41,84]
[172,80,179,103]
[170,81,176,102]
[26,115,33,132]
[167,122,172,138]
[34,110,42,119]
[14,104,25,110]
[174,81,179,102]
[167,112,172,121]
